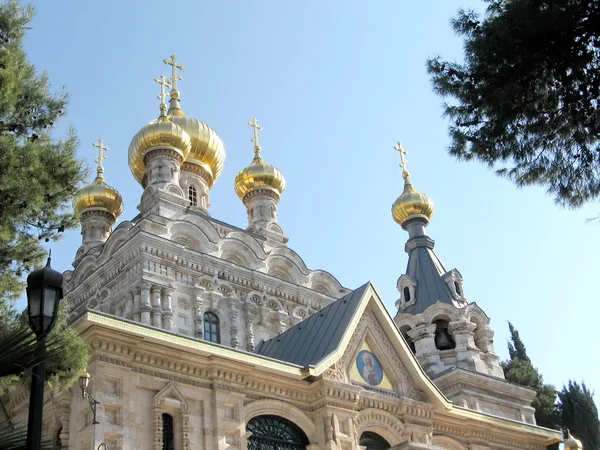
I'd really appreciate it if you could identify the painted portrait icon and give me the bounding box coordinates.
[356,350,383,386]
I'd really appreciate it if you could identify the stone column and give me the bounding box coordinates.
[151,285,163,328]
[449,320,479,370]
[278,312,288,334]
[230,302,239,349]
[140,282,152,325]
[133,287,142,322]
[125,292,134,320]
[152,406,163,450]
[161,287,174,331]
[193,285,205,338]
[408,324,443,376]
[245,315,255,352]
[181,411,191,450]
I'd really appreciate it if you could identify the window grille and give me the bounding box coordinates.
[188,186,198,206]
[247,415,309,450]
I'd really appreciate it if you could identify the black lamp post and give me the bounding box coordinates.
[25,253,63,450]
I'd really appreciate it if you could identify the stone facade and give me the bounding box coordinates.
[1,67,561,449]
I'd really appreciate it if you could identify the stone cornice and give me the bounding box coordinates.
[433,367,537,404]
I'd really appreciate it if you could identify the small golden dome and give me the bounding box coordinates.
[392,178,434,228]
[169,114,226,187]
[73,171,123,219]
[234,146,286,201]
[128,117,192,185]
[565,433,583,450]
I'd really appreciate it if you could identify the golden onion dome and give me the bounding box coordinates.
[73,170,123,219]
[234,146,286,201]
[392,178,434,228]
[565,433,583,450]
[391,142,434,229]
[168,114,226,187]
[128,116,192,185]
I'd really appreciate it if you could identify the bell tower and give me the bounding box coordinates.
[390,141,503,379]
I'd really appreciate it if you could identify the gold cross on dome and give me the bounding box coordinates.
[163,54,184,92]
[154,74,171,107]
[92,138,109,172]
[394,141,409,174]
[248,117,262,149]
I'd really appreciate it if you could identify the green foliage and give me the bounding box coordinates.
[501,322,559,429]
[0,302,89,395]
[428,0,600,208]
[558,381,600,450]
[507,321,529,362]
[0,419,60,450]
[0,0,89,396]
[0,0,86,302]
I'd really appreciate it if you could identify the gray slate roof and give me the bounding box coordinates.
[254,282,370,368]
[402,237,461,315]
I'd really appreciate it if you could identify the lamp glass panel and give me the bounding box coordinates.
[43,287,58,318]
[28,288,42,316]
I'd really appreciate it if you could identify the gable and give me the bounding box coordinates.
[324,308,425,402]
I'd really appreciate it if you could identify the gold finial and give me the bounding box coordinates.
[154,74,171,116]
[163,54,184,95]
[394,141,410,180]
[92,138,109,177]
[248,117,263,153]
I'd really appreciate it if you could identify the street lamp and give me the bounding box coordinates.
[25,253,63,450]
[79,372,100,424]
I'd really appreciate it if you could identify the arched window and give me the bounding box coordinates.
[203,312,220,344]
[454,281,461,296]
[188,185,197,206]
[162,413,174,450]
[359,431,390,450]
[434,319,456,350]
[403,286,411,302]
[247,415,309,449]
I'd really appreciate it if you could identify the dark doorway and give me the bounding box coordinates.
[359,431,391,450]
[247,414,309,450]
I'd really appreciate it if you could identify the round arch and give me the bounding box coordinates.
[247,415,309,449]
[355,409,406,447]
[243,399,317,443]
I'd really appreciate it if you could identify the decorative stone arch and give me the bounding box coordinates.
[442,269,466,302]
[152,382,190,450]
[176,214,221,243]
[355,408,406,447]
[243,399,317,445]
[394,314,417,331]
[292,305,310,321]
[269,246,310,274]
[308,270,343,297]
[465,303,494,354]
[101,223,134,260]
[265,254,305,284]
[218,238,260,269]
[72,256,99,285]
[168,222,218,254]
[263,295,284,313]
[423,302,459,324]
[431,435,467,450]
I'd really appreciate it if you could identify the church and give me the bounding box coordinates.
[5,55,561,449]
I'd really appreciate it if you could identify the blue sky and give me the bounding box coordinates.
[21,0,598,404]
